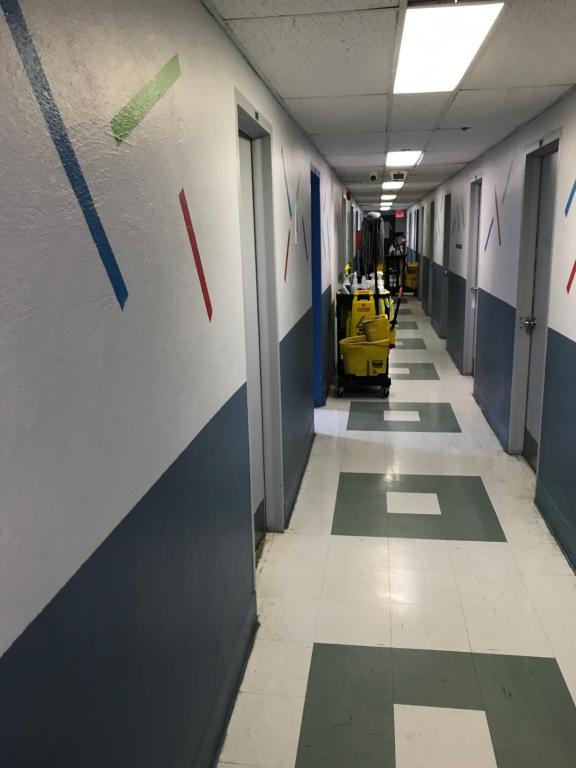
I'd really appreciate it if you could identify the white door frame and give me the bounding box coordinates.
[463,177,482,375]
[509,134,560,455]
[235,93,284,532]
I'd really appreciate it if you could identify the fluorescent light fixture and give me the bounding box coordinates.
[381,194,397,201]
[394,2,504,94]
[386,150,422,168]
[382,181,404,190]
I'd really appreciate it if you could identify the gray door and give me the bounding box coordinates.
[238,133,266,546]
[440,194,451,338]
[524,149,558,471]
[470,181,482,372]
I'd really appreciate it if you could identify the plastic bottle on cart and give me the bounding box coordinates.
[351,272,359,293]
[360,275,368,290]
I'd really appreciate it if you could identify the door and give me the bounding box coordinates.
[238,133,266,547]
[524,149,558,470]
[424,201,435,315]
[311,170,324,406]
[439,193,451,338]
[466,180,482,374]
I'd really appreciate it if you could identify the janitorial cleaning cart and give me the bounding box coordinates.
[336,287,402,398]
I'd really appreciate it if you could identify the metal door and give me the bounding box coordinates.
[524,149,558,470]
[238,134,266,546]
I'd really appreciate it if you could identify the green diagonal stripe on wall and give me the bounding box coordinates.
[111,55,181,143]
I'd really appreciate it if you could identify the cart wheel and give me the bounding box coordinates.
[381,387,390,399]
[336,387,345,398]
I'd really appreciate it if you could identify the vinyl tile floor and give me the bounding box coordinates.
[219,297,576,768]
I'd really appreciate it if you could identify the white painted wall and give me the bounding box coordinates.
[411,86,576,342]
[0,0,347,656]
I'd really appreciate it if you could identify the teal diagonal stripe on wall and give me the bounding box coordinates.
[111,55,181,142]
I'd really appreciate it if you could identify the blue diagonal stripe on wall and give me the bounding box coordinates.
[1,0,129,309]
[484,218,494,251]
[565,180,576,217]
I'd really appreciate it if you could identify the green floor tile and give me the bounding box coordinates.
[389,362,439,380]
[347,401,461,433]
[398,308,413,315]
[397,320,418,329]
[332,473,506,541]
[296,644,394,768]
[297,645,576,768]
[393,337,427,350]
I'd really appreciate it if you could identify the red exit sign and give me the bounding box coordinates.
[395,210,405,219]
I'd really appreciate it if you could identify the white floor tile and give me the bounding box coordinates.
[455,569,533,610]
[449,541,520,577]
[524,573,576,612]
[257,598,319,642]
[387,491,442,516]
[394,704,497,768]
[219,692,304,768]
[538,610,576,657]
[327,535,389,568]
[391,603,470,652]
[383,410,421,422]
[463,604,553,656]
[257,559,325,600]
[316,598,391,647]
[240,637,313,698]
[390,568,461,608]
[510,540,573,575]
[389,538,452,571]
[322,562,390,603]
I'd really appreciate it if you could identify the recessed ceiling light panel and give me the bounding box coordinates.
[382,181,405,190]
[394,2,504,94]
[381,194,397,201]
[386,151,422,167]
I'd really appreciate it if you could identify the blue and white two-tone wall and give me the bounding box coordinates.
[409,86,576,569]
[0,0,346,764]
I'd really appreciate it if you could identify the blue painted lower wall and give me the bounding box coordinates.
[431,261,443,336]
[281,307,314,524]
[446,271,466,373]
[421,255,429,313]
[0,385,256,768]
[322,285,334,399]
[536,328,576,568]
[473,289,515,449]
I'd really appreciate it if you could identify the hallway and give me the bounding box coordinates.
[219,296,576,768]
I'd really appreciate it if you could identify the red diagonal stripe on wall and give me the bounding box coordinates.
[494,188,502,246]
[179,188,213,320]
[567,259,576,294]
[283,229,291,282]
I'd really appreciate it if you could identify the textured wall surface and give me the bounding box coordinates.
[473,290,516,449]
[0,0,347,764]
[446,271,466,372]
[536,329,576,566]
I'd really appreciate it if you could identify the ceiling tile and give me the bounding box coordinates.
[285,95,387,134]
[388,130,433,150]
[463,0,576,88]
[333,166,386,183]
[420,150,480,165]
[410,164,467,180]
[312,132,387,155]
[427,126,513,152]
[325,153,387,168]
[210,0,397,18]
[389,93,451,130]
[228,9,397,97]
[441,86,571,129]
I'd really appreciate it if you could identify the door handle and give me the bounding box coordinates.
[471,286,478,294]
[521,316,537,332]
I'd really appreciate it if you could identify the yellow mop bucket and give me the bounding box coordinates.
[339,335,390,377]
[363,314,391,342]
[346,290,375,337]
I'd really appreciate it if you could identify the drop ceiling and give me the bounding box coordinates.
[206,0,576,209]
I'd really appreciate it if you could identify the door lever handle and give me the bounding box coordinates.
[521,316,537,332]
